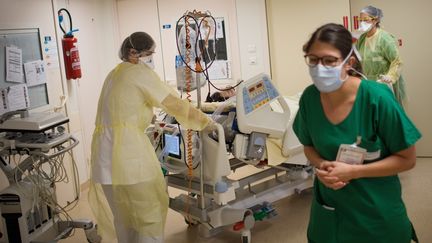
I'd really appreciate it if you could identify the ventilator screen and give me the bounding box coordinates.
[163,133,181,159]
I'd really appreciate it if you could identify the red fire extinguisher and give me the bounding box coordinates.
[58,8,82,80]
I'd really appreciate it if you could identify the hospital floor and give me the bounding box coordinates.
[60,158,432,243]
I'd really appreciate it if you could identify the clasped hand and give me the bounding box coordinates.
[315,161,357,190]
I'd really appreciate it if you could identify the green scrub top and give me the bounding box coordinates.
[293,80,421,243]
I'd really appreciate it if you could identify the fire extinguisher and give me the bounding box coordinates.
[58,8,82,80]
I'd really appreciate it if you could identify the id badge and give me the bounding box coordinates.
[336,144,367,165]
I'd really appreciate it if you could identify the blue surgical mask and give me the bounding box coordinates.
[308,47,353,93]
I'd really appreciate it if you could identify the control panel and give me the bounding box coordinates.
[242,76,279,114]
[236,73,289,138]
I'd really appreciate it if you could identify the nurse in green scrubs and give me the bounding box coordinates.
[294,23,421,243]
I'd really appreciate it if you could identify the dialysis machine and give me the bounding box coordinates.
[148,73,313,243]
[0,110,100,243]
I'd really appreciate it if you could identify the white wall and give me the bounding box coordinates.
[266,0,351,95]
[55,0,120,186]
[235,0,271,80]
[116,0,165,80]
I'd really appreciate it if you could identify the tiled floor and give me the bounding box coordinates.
[3,159,430,243]
[60,158,432,243]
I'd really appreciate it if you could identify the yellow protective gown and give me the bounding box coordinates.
[356,28,406,105]
[89,62,211,241]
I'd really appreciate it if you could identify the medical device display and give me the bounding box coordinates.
[0,110,100,243]
[163,133,181,159]
[242,78,279,114]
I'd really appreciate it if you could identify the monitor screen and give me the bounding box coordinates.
[163,133,181,159]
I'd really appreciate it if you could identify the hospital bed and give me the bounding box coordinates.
[147,73,313,243]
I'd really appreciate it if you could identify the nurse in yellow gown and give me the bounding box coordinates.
[356,5,407,105]
[89,32,212,243]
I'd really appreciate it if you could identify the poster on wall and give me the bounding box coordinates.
[43,35,59,69]
[1,28,49,109]
[5,46,24,83]
[0,83,30,115]
[24,60,47,87]
[207,60,231,80]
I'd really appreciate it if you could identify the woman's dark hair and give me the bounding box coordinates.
[119,32,155,61]
[303,23,362,77]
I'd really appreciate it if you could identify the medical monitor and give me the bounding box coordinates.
[163,133,182,159]
[236,73,290,138]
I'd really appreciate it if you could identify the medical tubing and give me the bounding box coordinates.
[176,12,242,94]
[352,44,362,62]
[58,8,73,36]
[207,74,243,90]
[194,15,217,70]
[184,16,194,180]
[185,14,197,220]
[179,10,205,222]
[7,139,80,234]
[181,128,202,170]
[175,15,216,73]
